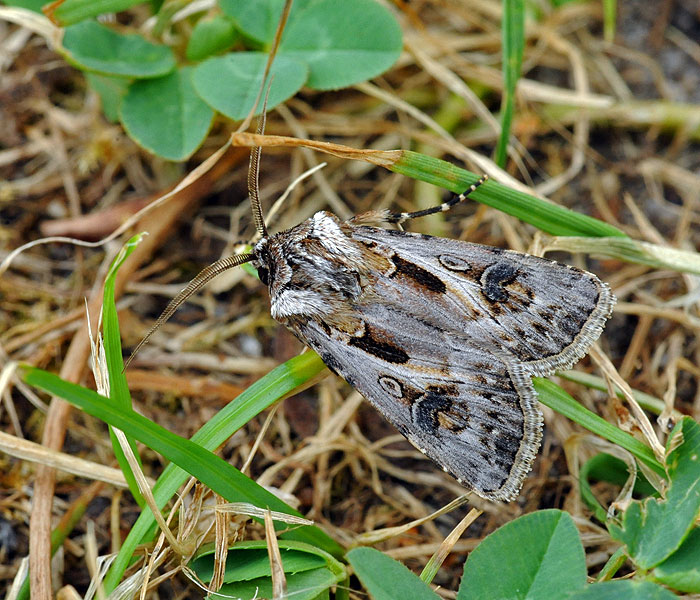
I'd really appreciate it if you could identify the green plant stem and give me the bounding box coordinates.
[495,0,524,167]
[557,370,678,418]
[597,546,628,581]
[533,378,664,475]
[391,152,626,238]
[541,100,700,141]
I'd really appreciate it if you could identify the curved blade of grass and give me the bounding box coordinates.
[229,134,627,239]
[392,152,626,238]
[20,367,331,523]
[102,234,141,406]
[21,353,340,591]
[597,546,628,582]
[494,0,524,168]
[557,370,677,418]
[544,236,700,276]
[533,378,663,476]
[21,359,336,527]
[102,234,145,507]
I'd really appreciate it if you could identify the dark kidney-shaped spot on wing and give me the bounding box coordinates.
[412,390,453,434]
[480,262,519,302]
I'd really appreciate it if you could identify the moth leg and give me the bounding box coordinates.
[348,174,488,227]
[397,174,490,224]
[346,209,398,227]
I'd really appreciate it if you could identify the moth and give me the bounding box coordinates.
[129,143,615,501]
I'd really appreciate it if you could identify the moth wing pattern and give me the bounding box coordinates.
[352,227,615,377]
[293,312,541,501]
[282,225,614,500]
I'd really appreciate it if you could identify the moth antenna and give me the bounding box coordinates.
[386,174,489,224]
[248,81,276,238]
[123,253,254,370]
[236,0,293,134]
[248,130,267,238]
[246,0,293,238]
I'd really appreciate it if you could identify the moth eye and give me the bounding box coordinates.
[378,375,403,398]
[438,254,471,271]
[257,266,270,285]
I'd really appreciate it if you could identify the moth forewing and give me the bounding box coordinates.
[251,201,614,501]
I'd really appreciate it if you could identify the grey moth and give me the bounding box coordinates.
[129,154,615,501]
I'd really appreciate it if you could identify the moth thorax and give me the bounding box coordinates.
[311,212,363,261]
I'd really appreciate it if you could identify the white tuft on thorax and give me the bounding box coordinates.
[312,212,363,261]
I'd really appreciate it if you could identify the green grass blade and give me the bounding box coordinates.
[557,370,671,417]
[533,378,663,476]
[102,235,141,407]
[545,236,700,276]
[495,0,524,168]
[21,356,341,591]
[102,234,146,506]
[596,546,628,582]
[603,0,617,42]
[390,152,626,238]
[21,367,319,518]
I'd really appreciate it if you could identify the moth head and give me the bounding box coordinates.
[253,237,271,286]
